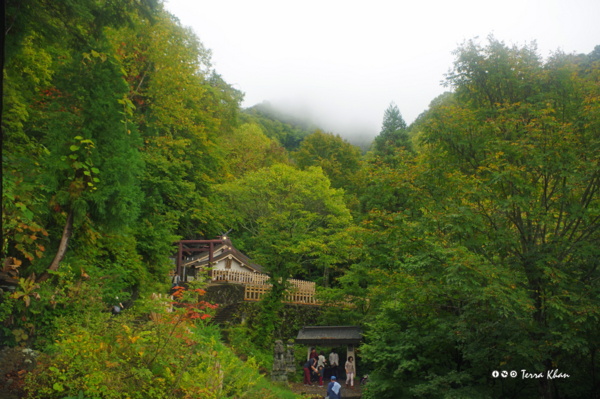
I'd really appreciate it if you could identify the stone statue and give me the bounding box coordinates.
[285,339,296,374]
[272,340,288,382]
[274,340,285,355]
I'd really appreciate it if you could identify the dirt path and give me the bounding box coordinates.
[288,381,363,398]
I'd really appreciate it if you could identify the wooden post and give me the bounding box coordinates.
[176,242,183,279]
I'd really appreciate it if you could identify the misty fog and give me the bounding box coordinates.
[165,0,600,147]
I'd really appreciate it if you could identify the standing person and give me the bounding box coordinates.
[310,347,318,359]
[345,356,355,389]
[303,357,317,386]
[329,349,339,378]
[317,365,325,387]
[317,351,327,368]
[327,376,342,399]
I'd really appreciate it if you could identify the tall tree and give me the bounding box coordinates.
[219,164,354,285]
[356,38,600,399]
[423,38,600,399]
[218,164,354,343]
[2,0,156,282]
[104,9,243,271]
[371,101,413,158]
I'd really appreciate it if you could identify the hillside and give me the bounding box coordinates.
[2,1,600,398]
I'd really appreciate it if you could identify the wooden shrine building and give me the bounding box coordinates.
[296,326,363,376]
[170,236,318,305]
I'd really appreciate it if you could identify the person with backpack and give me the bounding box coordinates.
[327,375,342,399]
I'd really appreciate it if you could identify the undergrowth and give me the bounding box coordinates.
[19,282,303,398]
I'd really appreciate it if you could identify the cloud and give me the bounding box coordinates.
[165,0,600,144]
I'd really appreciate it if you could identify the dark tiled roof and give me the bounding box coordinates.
[295,326,362,345]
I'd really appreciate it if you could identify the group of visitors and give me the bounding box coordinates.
[302,347,355,396]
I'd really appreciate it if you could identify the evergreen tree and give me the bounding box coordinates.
[381,101,407,133]
[371,102,412,158]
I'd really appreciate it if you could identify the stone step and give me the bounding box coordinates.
[211,302,240,326]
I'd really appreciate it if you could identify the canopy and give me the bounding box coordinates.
[295,326,362,346]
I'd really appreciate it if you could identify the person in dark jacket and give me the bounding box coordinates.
[327,375,342,399]
[303,357,317,386]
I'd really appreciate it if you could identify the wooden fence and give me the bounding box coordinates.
[243,283,321,306]
[211,269,315,292]
[212,269,269,285]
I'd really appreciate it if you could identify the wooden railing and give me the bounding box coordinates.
[212,269,269,285]
[244,283,320,306]
[211,269,315,292]
[289,278,316,292]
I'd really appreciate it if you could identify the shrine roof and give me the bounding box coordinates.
[180,239,264,273]
[295,326,362,345]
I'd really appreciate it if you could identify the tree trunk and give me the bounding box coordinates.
[592,347,598,399]
[37,209,74,283]
[538,360,553,399]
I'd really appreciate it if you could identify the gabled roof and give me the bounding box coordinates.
[183,239,264,273]
[295,326,362,345]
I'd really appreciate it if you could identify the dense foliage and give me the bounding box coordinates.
[294,130,362,190]
[2,2,599,398]
[353,38,600,399]
[241,102,318,151]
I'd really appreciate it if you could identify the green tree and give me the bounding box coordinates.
[371,102,413,158]
[406,92,456,151]
[2,0,155,282]
[218,164,354,343]
[104,9,243,272]
[355,38,600,399]
[421,38,600,399]
[221,123,288,178]
[294,130,362,190]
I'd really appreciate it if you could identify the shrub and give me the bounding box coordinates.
[228,325,274,373]
[25,286,262,398]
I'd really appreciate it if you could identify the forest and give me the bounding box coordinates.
[2,1,600,399]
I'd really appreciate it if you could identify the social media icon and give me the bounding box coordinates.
[501,370,508,378]
[510,371,517,378]
[492,371,499,378]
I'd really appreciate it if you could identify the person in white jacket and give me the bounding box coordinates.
[329,350,339,378]
[318,352,327,368]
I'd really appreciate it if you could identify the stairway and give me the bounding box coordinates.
[211,302,240,327]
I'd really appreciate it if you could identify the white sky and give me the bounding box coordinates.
[164,0,600,141]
